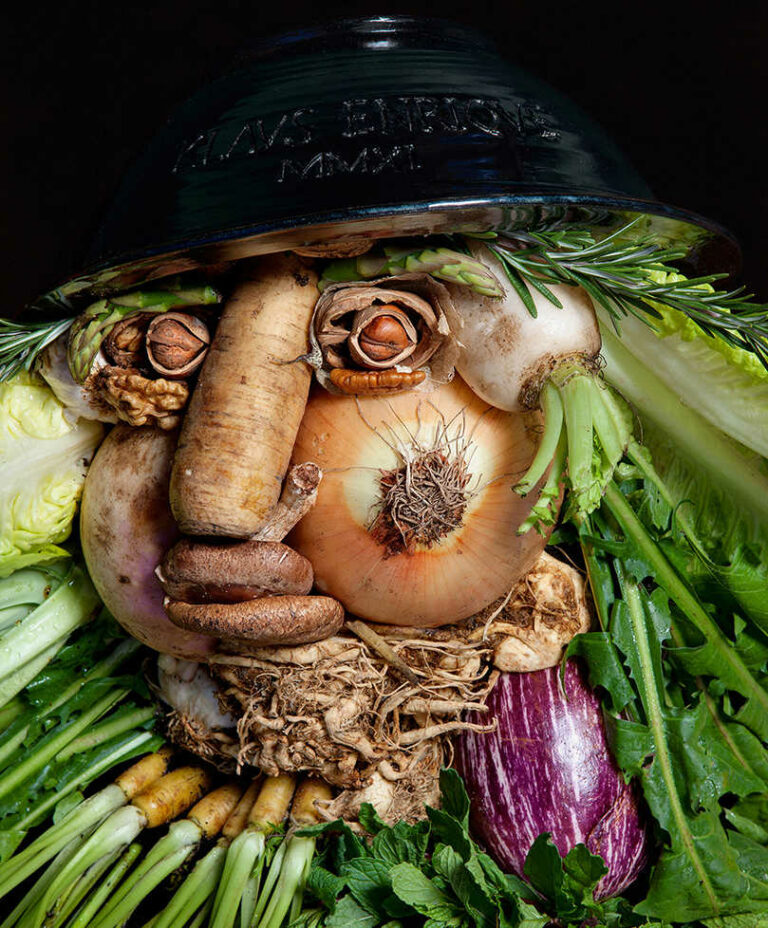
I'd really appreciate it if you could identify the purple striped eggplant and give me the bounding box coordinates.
[454,660,648,899]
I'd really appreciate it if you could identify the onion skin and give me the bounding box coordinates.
[454,661,649,899]
[289,377,551,627]
[80,425,216,659]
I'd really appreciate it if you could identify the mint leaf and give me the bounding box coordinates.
[371,820,429,867]
[341,857,393,916]
[306,864,346,910]
[437,768,470,827]
[432,844,497,928]
[390,862,455,912]
[358,803,387,835]
[561,843,607,908]
[325,895,379,928]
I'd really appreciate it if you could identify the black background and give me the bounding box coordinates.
[4,1,767,313]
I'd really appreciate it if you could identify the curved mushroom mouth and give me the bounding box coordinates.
[368,447,473,556]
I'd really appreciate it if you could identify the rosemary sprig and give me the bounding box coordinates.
[0,317,75,382]
[487,221,768,368]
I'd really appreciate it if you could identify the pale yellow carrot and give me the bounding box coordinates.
[131,767,213,828]
[221,778,263,842]
[290,777,333,825]
[187,783,243,838]
[249,774,297,832]
[113,747,174,800]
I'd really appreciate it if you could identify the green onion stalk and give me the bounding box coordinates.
[147,779,263,928]
[15,765,211,928]
[251,778,332,928]
[209,774,297,928]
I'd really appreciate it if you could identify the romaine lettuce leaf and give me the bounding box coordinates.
[598,271,768,458]
[0,373,103,576]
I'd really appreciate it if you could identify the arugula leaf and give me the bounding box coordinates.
[575,506,768,923]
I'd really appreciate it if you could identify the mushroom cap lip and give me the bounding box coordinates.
[158,538,314,604]
[165,595,345,647]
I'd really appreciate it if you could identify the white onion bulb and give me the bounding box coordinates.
[289,377,553,627]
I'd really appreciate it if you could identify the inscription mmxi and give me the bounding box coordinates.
[172,93,561,183]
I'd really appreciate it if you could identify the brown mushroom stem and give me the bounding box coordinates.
[252,462,322,542]
[166,595,345,647]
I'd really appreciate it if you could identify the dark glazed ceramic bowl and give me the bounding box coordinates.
[41,15,740,307]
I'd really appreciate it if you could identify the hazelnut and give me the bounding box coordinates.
[146,313,210,379]
[348,304,418,369]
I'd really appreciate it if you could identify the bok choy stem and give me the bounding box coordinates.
[0,566,99,709]
[66,842,143,928]
[55,706,156,761]
[0,687,128,803]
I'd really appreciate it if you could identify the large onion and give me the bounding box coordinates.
[289,377,551,626]
[80,425,215,658]
[454,661,649,899]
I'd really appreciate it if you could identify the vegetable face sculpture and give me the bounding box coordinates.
[8,215,768,922]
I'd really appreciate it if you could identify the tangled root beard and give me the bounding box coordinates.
[203,625,497,824]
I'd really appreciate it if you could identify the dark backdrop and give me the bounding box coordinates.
[4,1,767,312]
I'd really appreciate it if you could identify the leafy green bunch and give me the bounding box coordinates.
[565,451,768,926]
[294,769,675,928]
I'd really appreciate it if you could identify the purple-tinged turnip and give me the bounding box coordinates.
[455,660,648,899]
[80,425,215,658]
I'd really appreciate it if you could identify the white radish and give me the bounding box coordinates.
[447,242,601,412]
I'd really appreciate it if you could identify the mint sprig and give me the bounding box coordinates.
[299,769,662,928]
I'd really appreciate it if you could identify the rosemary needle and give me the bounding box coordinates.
[486,222,768,368]
[0,316,74,382]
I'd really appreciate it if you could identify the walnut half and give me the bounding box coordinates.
[96,366,189,430]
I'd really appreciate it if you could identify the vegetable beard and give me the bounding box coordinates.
[160,624,502,825]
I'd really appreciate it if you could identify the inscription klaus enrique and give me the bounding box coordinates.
[172,94,561,183]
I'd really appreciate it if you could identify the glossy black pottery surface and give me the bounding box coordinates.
[43,16,739,305]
